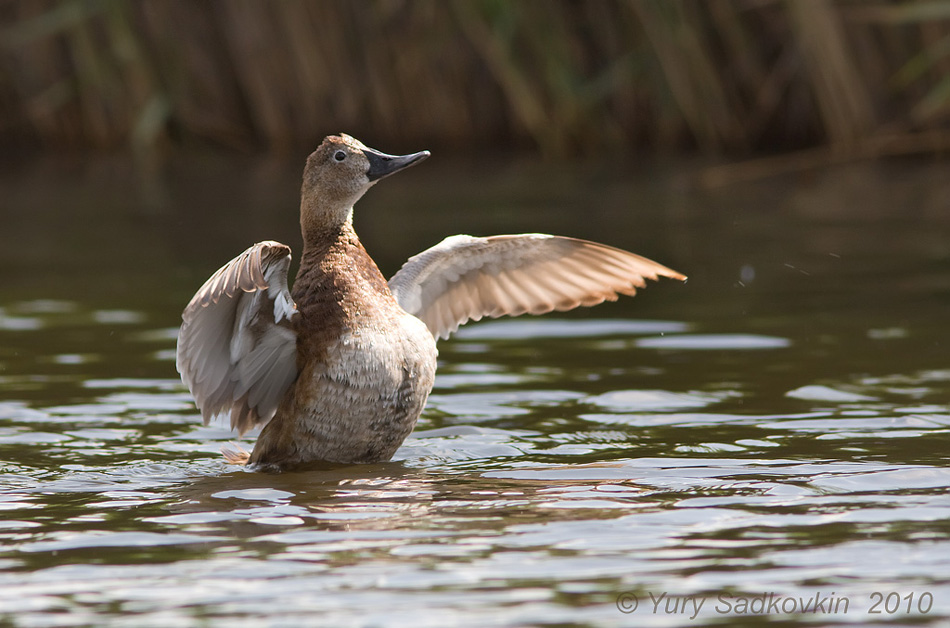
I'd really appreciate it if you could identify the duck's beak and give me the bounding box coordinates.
[364,147,430,182]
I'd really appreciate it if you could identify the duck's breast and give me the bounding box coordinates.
[322,308,436,400]
[288,300,437,463]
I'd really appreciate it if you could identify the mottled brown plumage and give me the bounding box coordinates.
[249,222,436,469]
[176,134,685,472]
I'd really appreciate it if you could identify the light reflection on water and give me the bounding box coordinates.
[0,157,949,626]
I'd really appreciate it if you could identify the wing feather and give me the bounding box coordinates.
[389,234,686,340]
[176,241,299,435]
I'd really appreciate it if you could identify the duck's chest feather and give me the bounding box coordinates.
[251,229,436,467]
[292,230,437,382]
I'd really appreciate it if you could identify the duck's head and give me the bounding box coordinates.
[300,134,429,233]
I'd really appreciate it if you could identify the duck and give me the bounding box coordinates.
[176,134,686,472]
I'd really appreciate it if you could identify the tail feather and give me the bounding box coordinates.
[221,442,251,465]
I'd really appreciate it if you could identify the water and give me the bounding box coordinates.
[1,154,949,627]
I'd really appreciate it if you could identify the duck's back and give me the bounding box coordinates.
[249,229,437,469]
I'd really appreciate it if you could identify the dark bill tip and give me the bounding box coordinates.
[364,147,430,182]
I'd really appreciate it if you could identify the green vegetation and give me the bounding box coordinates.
[1,0,949,165]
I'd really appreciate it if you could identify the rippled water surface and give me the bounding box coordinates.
[1,155,949,626]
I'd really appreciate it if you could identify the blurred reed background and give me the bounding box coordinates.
[2,0,950,167]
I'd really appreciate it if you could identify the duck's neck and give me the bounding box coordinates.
[295,217,391,301]
[299,190,355,248]
[300,215,357,263]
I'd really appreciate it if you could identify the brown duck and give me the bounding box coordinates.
[176,134,686,471]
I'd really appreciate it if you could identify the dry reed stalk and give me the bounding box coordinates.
[630,0,747,151]
[786,0,876,149]
[449,0,559,155]
[217,1,292,149]
[0,0,949,161]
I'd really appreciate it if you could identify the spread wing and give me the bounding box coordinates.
[388,234,686,340]
[176,241,299,435]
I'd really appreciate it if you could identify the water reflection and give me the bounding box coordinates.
[0,158,949,626]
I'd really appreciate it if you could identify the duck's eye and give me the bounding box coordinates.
[333,150,346,162]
